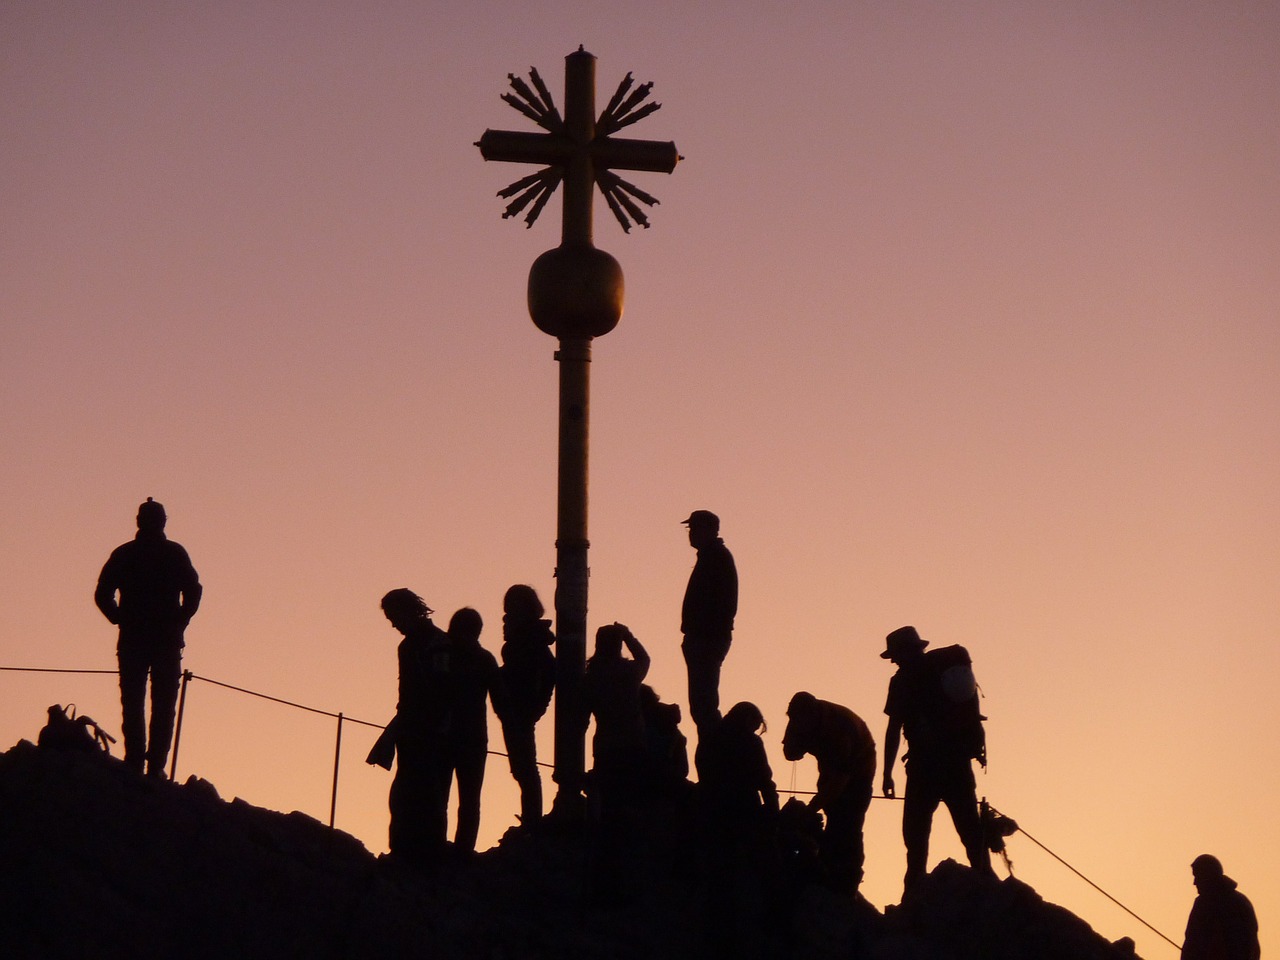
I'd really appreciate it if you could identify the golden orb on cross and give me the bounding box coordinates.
[527,243,624,339]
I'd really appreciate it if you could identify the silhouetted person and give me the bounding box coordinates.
[782,692,875,894]
[695,701,780,960]
[583,622,651,899]
[584,622,650,819]
[371,588,452,864]
[696,701,779,828]
[94,498,201,777]
[640,684,690,807]
[1181,854,1260,960]
[881,625,993,895]
[680,510,738,736]
[447,607,501,853]
[497,584,556,824]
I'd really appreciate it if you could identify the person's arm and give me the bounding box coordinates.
[94,556,121,625]
[622,627,650,680]
[755,739,780,814]
[882,718,902,798]
[179,555,202,625]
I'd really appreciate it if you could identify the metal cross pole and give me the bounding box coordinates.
[477,47,680,815]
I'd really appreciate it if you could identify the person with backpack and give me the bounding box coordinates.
[496,584,556,825]
[880,625,994,895]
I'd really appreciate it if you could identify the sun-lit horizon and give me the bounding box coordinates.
[3,3,1277,957]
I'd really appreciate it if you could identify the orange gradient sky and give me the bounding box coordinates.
[3,3,1277,956]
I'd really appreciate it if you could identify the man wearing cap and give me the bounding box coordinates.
[1181,854,1260,960]
[680,510,738,736]
[880,624,992,894]
[95,498,202,776]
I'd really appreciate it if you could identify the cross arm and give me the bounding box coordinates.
[476,129,573,166]
[590,137,680,174]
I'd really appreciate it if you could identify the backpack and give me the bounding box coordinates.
[37,703,115,754]
[923,645,987,767]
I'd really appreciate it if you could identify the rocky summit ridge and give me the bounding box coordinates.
[0,741,1141,960]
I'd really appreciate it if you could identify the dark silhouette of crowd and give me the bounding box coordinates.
[350,507,1006,907]
[89,499,1259,951]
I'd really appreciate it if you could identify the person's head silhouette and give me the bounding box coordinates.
[449,607,483,646]
[136,497,166,535]
[381,589,433,635]
[503,584,544,621]
[682,509,720,549]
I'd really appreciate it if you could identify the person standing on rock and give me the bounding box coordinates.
[880,625,994,895]
[1181,854,1260,960]
[95,498,202,777]
[680,510,737,738]
[446,606,502,853]
[369,588,453,864]
[496,584,556,825]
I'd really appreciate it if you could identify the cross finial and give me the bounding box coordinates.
[477,49,681,235]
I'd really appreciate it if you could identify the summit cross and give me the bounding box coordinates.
[475,47,680,817]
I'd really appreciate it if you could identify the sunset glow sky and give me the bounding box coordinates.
[3,3,1277,956]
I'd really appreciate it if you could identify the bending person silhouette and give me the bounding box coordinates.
[1181,854,1260,960]
[680,510,737,736]
[447,607,502,853]
[782,692,875,894]
[497,585,556,824]
[95,498,202,777]
[370,588,452,864]
[880,625,993,895]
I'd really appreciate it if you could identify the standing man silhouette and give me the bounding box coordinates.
[680,510,738,738]
[95,498,202,776]
[372,588,452,864]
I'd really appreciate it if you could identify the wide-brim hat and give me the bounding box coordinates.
[882,625,929,658]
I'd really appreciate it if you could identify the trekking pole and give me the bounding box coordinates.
[169,669,193,781]
[329,712,344,828]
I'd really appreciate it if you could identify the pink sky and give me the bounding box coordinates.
[3,3,1277,956]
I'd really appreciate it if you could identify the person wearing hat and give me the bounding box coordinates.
[1181,854,1260,960]
[880,624,993,895]
[679,510,738,737]
[95,498,202,777]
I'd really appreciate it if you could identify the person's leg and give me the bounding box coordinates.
[682,641,723,733]
[941,771,994,878]
[145,644,183,776]
[902,769,940,894]
[503,720,542,823]
[453,746,487,852]
[116,640,148,773]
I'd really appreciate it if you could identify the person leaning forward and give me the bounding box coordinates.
[1181,854,1260,960]
[369,588,453,865]
[881,625,994,896]
[95,498,202,777]
[782,692,876,894]
[680,510,738,736]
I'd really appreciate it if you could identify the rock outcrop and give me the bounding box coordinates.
[0,742,1140,959]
